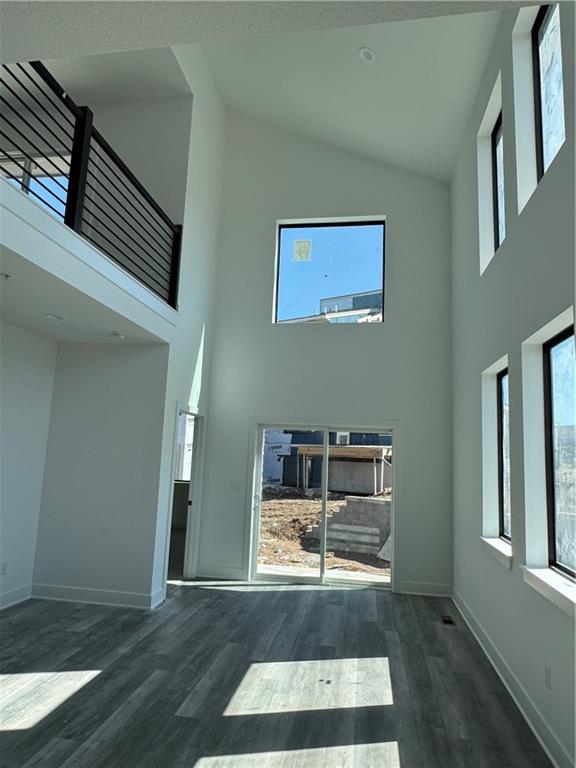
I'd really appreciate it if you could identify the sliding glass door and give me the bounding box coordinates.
[254,426,392,585]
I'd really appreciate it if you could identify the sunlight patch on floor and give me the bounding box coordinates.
[194,741,401,767]
[0,671,101,730]
[166,580,335,592]
[224,657,393,715]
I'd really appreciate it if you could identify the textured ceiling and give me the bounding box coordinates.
[1,1,530,64]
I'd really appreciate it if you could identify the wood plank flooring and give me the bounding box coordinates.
[0,583,552,767]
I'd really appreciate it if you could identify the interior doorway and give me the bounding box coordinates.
[168,411,196,581]
[253,425,393,586]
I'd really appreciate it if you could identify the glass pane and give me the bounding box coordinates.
[538,4,566,171]
[27,174,68,220]
[500,373,511,538]
[174,414,195,482]
[257,428,323,579]
[549,334,575,573]
[495,129,505,245]
[324,431,392,584]
[276,223,384,323]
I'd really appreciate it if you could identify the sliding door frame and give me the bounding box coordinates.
[248,419,398,590]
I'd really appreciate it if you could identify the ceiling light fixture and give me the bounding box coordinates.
[112,331,127,341]
[359,47,375,63]
[43,313,66,321]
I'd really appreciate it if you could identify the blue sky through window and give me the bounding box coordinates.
[276,223,384,323]
[28,175,68,219]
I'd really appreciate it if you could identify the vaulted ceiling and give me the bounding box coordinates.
[203,10,501,181]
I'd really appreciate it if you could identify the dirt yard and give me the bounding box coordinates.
[258,487,389,576]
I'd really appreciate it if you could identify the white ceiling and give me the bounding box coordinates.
[203,10,501,182]
[0,1,523,65]
[0,247,163,344]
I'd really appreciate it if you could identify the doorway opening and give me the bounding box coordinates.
[168,411,196,581]
[253,426,393,586]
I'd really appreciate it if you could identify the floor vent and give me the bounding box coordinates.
[441,615,455,625]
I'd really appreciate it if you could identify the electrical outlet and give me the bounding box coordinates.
[230,480,241,492]
[0,561,7,576]
[544,664,552,691]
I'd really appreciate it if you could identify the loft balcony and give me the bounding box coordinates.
[0,61,182,308]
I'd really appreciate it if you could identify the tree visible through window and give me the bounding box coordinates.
[544,328,575,577]
[275,220,385,324]
[533,4,566,177]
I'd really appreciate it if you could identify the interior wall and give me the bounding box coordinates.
[89,95,193,225]
[0,45,226,608]
[0,321,56,608]
[33,342,169,607]
[196,113,453,592]
[148,45,227,597]
[451,6,575,766]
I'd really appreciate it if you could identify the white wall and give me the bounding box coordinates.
[89,96,193,224]
[33,342,169,608]
[451,6,575,766]
[196,113,453,592]
[148,45,227,597]
[0,46,227,607]
[0,322,56,608]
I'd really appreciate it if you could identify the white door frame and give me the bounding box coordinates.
[249,420,398,589]
[163,403,205,583]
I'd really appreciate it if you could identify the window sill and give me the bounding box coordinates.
[480,537,513,569]
[521,566,576,619]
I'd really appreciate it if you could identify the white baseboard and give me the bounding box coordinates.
[0,584,32,610]
[149,588,166,609]
[31,583,157,610]
[453,590,573,768]
[395,580,452,597]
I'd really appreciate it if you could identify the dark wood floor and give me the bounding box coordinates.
[0,583,551,767]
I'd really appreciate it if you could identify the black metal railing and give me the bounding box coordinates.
[0,61,182,308]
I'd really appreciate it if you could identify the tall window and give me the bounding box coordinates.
[543,327,575,578]
[274,219,385,324]
[491,112,505,250]
[532,4,565,178]
[497,369,511,540]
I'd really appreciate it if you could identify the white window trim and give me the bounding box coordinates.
[477,73,502,274]
[512,6,540,213]
[520,307,575,618]
[481,353,509,544]
[521,566,575,619]
[480,536,513,569]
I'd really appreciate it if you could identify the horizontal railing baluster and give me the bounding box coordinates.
[0,60,182,307]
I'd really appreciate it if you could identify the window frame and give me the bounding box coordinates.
[491,111,504,252]
[497,367,511,541]
[273,218,386,325]
[531,4,562,181]
[543,325,575,579]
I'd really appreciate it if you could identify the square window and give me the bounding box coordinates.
[274,219,385,324]
[533,4,566,178]
[543,326,575,578]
